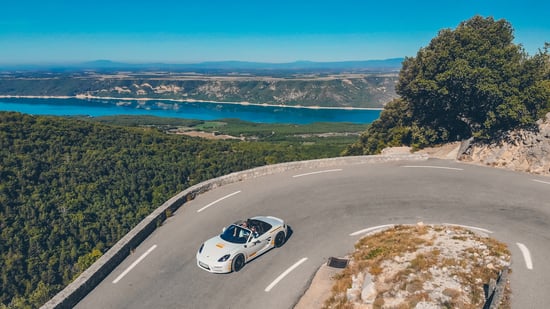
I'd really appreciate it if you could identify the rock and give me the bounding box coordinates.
[361,272,377,304]
[347,273,363,302]
[457,115,550,176]
[415,301,441,309]
[346,288,361,302]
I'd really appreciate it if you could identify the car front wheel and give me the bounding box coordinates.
[232,254,245,272]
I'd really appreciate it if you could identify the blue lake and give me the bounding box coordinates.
[0,97,381,124]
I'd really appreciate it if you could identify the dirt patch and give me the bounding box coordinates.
[174,130,242,140]
[415,142,461,160]
[380,142,461,160]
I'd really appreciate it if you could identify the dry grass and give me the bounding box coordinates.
[322,224,511,309]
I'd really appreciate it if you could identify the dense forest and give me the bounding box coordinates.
[0,112,341,308]
[345,16,550,155]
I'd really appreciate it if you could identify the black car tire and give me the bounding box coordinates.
[274,231,286,248]
[232,254,245,272]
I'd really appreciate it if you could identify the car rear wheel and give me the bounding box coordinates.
[232,254,245,272]
[274,231,286,247]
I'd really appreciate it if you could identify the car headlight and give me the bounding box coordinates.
[198,243,204,254]
[218,254,231,262]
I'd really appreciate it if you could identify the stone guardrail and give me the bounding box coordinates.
[41,154,428,309]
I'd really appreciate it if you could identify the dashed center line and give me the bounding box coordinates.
[113,244,157,284]
[265,257,308,292]
[402,165,463,171]
[293,169,343,178]
[197,190,241,213]
[516,242,533,270]
[533,179,550,185]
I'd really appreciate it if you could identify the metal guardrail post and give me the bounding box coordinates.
[483,266,509,309]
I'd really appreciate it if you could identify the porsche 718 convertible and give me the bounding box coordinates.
[196,216,288,273]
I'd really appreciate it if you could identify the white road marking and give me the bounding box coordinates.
[265,257,308,292]
[350,224,395,236]
[533,179,550,185]
[516,242,533,270]
[402,165,463,171]
[442,223,493,234]
[113,244,157,284]
[196,190,241,213]
[293,169,343,178]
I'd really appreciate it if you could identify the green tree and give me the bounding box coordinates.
[344,98,413,155]
[75,249,103,273]
[399,16,533,141]
[346,16,550,154]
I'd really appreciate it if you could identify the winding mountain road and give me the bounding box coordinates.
[76,158,550,308]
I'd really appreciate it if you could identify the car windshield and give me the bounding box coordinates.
[220,225,251,244]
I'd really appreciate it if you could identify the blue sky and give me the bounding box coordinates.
[1,0,549,64]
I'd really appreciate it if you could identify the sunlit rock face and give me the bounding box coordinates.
[459,113,550,176]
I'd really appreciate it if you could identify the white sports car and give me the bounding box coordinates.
[196,216,288,273]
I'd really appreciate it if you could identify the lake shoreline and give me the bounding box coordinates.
[0,95,384,111]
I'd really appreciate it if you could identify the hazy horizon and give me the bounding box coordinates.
[1,0,549,65]
[0,57,405,66]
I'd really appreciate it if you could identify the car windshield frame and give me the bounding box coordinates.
[220,224,251,244]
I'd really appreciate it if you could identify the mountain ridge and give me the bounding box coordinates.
[0,58,404,72]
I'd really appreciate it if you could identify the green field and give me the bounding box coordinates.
[80,115,370,156]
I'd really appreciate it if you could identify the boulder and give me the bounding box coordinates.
[361,272,377,304]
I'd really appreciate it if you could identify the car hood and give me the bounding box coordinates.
[201,235,242,259]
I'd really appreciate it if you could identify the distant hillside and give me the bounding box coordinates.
[0,71,399,108]
[0,58,403,73]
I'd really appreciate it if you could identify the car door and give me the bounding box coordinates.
[243,233,263,260]
[251,231,272,257]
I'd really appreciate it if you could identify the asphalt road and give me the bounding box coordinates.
[76,158,550,308]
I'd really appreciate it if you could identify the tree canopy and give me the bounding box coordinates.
[345,16,550,155]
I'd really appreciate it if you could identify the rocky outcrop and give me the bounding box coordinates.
[458,113,550,176]
[322,224,511,308]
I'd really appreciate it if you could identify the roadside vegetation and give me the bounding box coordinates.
[345,16,550,155]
